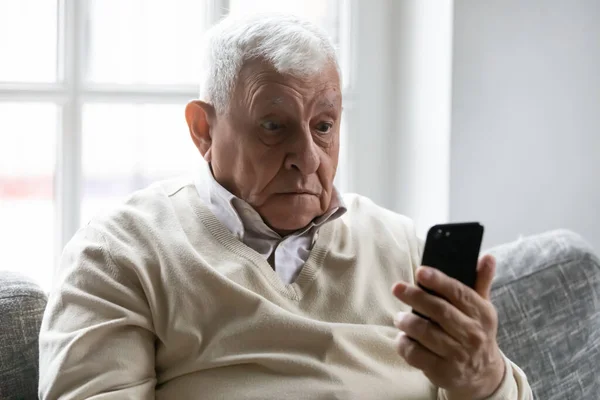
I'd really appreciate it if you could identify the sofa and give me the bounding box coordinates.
[1,229,599,399]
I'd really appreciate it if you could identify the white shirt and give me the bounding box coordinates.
[194,162,347,284]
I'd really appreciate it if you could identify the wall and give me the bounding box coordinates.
[451,0,600,251]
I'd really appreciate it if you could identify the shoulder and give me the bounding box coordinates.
[84,177,194,242]
[63,178,195,275]
[340,193,422,259]
[341,193,416,236]
[55,178,197,294]
[88,177,193,222]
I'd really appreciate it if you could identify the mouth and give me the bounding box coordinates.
[281,189,320,196]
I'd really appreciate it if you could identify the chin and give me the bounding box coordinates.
[259,196,322,234]
[268,217,313,234]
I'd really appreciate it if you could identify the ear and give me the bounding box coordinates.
[185,100,216,162]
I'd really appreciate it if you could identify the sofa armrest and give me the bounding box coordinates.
[0,271,48,400]
[488,230,600,400]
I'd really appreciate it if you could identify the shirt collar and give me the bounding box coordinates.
[194,161,346,241]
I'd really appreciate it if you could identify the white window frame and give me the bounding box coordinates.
[0,0,356,266]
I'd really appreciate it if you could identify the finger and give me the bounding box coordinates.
[393,311,466,361]
[392,281,408,300]
[475,254,496,300]
[393,283,478,344]
[395,331,444,374]
[416,266,487,318]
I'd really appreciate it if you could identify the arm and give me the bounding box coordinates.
[39,226,156,399]
[438,355,533,400]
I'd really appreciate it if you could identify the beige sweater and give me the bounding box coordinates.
[39,179,532,400]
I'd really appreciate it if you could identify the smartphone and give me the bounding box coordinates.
[413,222,484,317]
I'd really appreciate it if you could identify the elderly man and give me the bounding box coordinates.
[39,14,532,400]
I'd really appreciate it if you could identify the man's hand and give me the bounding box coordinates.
[391,255,505,400]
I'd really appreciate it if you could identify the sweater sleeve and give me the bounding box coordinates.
[38,226,156,399]
[437,354,533,400]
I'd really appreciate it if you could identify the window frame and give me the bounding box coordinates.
[0,0,354,268]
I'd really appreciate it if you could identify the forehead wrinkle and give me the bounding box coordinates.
[312,88,342,112]
[248,87,302,114]
[239,67,341,113]
[316,99,335,109]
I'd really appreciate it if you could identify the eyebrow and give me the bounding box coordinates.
[317,100,335,108]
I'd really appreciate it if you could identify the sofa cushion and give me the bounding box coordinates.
[489,230,600,400]
[0,271,48,400]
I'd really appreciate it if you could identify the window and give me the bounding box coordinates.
[0,0,351,290]
[0,103,58,288]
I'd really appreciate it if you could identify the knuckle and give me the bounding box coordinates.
[428,297,446,318]
[466,303,481,320]
[467,330,487,347]
[440,304,454,323]
[454,285,469,305]
[412,316,429,337]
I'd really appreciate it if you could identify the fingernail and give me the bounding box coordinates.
[394,283,406,294]
[419,267,433,280]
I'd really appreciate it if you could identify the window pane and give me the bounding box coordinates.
[228,0,341,46]
[82,103,198,223]
[0,1,58,82]
[0,103,58,290]
[87,0,209,85]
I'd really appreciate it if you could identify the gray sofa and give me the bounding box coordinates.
[1,229,599,399]
[0,271,47,400]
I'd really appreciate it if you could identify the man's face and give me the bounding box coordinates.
[191,60,342,234]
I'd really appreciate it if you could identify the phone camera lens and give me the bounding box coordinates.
[434,229,443,239]
[445,231,451,237]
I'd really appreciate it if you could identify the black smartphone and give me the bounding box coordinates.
[413,222,484,317]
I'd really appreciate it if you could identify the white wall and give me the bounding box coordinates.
[450,0,600,252]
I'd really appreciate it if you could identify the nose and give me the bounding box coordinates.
[284,125,320,176]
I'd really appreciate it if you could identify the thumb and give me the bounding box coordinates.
[474,254,496,300]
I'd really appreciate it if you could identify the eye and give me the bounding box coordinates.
[315,122,333,134]
[260,120,282,132]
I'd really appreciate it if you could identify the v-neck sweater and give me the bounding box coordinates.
[193,160,346,285]
[39,178,532,400]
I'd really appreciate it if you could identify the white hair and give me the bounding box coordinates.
[199,13,340,113]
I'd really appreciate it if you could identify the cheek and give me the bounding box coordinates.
[330,145,340,172]
[239,146,286,198]
[320,141,340,179]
